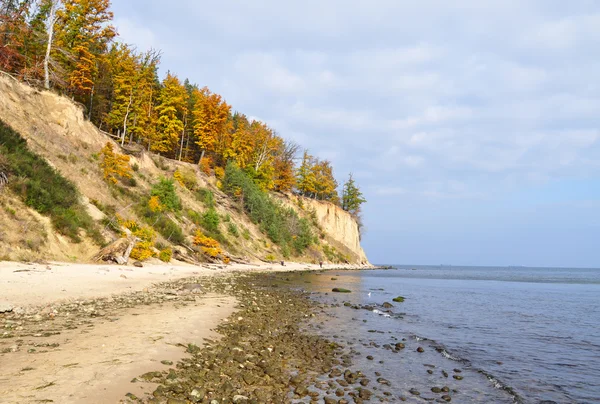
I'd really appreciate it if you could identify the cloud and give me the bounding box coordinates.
[110,0,600,199]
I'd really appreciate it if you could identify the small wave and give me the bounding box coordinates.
[477,369,523,404]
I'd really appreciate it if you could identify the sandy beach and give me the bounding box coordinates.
[0,259,369,403]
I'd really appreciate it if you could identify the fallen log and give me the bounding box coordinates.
[92,236,138,265]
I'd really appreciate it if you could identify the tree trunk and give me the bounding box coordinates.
[43,1,59,90]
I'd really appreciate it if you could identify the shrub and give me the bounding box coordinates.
[173,168,197,190]
[0,121,102,244]
[193,230,223,258]
[154,216,185,244]
[159,248,173,262]
[201,208,220,233]
[199,156,212,175]
[99,142,132,184]
[151,178,181,211]
[195,188,214,208]
[227,222,239,237]
[265,254,276,262]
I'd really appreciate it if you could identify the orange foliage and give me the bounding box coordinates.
[199,156,213,176]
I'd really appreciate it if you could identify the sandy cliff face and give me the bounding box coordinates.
[0,74,370,265]
[301,198,369,264]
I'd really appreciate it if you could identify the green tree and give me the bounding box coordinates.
[341,173,366,215]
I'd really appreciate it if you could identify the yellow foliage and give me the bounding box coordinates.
[173,169,185,187]
[173,168,197,190]
[214,166,225,180]
[193,230,224,259]
[159,248,173,262]
[148,195,164,213]
[127,224,156,261]
[100,142,132,184]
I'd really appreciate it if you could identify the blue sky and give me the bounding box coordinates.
[111,1,600,267]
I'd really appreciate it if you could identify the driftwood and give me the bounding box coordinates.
[173,247,200,265]
[92,236,138,265]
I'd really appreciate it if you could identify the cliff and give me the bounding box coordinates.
[0,73,369,265]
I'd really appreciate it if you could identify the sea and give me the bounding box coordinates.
[289,266,600,404]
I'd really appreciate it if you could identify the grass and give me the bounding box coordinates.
[0,120,103,244]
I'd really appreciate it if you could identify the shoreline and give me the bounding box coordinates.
[0,261,373,403]
[0,259,373,310]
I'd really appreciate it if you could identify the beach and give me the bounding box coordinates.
[0,260,368,403]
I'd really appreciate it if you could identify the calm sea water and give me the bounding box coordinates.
[293,266,600,403]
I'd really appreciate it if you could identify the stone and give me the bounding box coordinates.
[441,395,452,402]
[332,288,352,293]
[431,387,442,393]
[382,302,393,309]
[453,375,463,380]
[417,347,424,353]
[409,388,420,396]
[133,261,143,267]
[233,395,249,403]
[392,296,405,303]
[0,302,13,313]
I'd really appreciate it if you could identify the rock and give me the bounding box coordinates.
[377,377,390,386]
[332,288,352,293]
[453,375,463,380]
[294,384,309,397]
[409,388,420,396]
[161,360,173,365]
[395,342,405,350]
[0,302,13,313]
[417,347,424,353]
[392,296,405,302]
[442,370,448,378]
[324,397,337,404]
[366,355,373,360]
[382,302,393,309]
[133,261,143,268]
[359,378,370,386]
[233,395,248,403]
[431,387,442,393]
[441,394,452,402]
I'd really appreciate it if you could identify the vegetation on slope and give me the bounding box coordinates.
[0,0,366,220]
[222,163,314,257]
[0,120,102,244]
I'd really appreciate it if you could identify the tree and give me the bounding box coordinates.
[43,0,60,89]
[153,72,187,154]
[341,173,366,215]
[312,159,338,203]
[192,86,231,163]
[296,150,316,197]
[99,142,132,184]
[273,139,299,193]
[54,0,116,99]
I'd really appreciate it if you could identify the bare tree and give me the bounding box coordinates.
[44,0,61,89]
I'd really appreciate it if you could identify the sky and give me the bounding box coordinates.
[110,1,600,268]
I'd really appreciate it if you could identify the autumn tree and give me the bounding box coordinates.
[192,86,231,163]
[153,72,187,155]
[312,159,339,203]
[54,0,116,100]
[296,150,316,197]
[99,142,132,184]
[0,0,33,74]
[273,139,299,192]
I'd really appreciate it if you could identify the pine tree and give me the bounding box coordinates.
[341,173,366,215]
